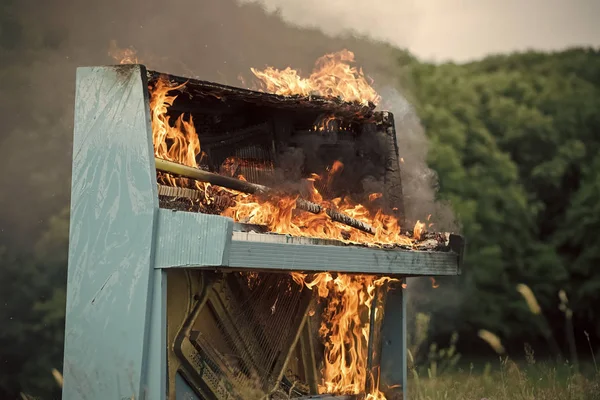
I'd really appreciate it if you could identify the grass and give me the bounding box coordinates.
[406,283,600,400]
[22,285,600,400]
[32,360,599,400]
[408,358,600,400]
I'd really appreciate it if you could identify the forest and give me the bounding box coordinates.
[1,0,600,398]
[2,45,599,398]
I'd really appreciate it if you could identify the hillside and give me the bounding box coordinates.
[1,0,600,396]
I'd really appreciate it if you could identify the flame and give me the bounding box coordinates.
[292,272,399,398]
[149,77,235,207]
[150,78,203,189]
[328,160,344,180]
[108,40,139,64]
[369,193,383,202]
[413,220,426,241]
[314,115,338,132]
[250,49,381,106]
[148,75,430,249]
[224,159,416,248]
[224,190,414,247]
[148,68,426,400]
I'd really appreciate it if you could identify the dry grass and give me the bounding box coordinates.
[22,284,599,400]
[407,283,600,400]
[409,359,600,400]
[21,341,600,400]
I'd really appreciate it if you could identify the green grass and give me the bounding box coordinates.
[20,347,600,400]
[405,285,600,400]
[408,359,600,400]
[23,285,600,400]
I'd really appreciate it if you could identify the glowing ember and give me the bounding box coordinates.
[250,49,381,106]
[292,272,398,398]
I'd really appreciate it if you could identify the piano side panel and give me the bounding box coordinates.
[63,65,159,400]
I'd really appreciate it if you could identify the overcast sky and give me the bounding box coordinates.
[240,0,600,62]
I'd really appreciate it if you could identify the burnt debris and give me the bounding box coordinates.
[148,70,408,238]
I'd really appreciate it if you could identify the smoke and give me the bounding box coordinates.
[236,0,421,49]
[232,0,465,344]
[232,0,456,228]
[237,0,462,350]
[0,0,455,249]
[377,86,458,230]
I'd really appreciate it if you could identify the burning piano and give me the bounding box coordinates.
[62,56,464,400]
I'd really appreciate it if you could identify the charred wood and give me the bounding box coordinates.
[200,122,272,146]
[325,209,375,235]
[148,71,377,122]
[156,158,271,195]
[155,158,376,235]
[295,198,322,214]
[380,112,405,224]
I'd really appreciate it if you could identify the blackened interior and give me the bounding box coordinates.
[148,71,399,214]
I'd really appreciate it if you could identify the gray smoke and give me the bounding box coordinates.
[0,0,398,247]
[0,0,456,249]
[234,0,458,230]
[236,0,421,48]
[376,86,458,230]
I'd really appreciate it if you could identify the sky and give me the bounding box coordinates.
[240,0,600,62]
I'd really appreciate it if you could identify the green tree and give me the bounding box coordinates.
[0,207,68,398]
[407,48,600,351]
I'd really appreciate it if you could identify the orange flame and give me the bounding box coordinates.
[224,192,414,247]
[133,48,431,400]
[148,76,426,248]
[292,272,397,398]
[149,78,207,191]
[147,65,428,400]
[413,220,426,241]
[369,193,383,202]
[108,40,139,64]
[250,49,381,106]
[315,115,338,132]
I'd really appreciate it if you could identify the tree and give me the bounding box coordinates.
[0,207,68,398]
[407,48,600,352]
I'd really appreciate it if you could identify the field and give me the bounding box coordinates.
[405,307,599,400]
[409,359,599,400]
[24,360,600,400]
